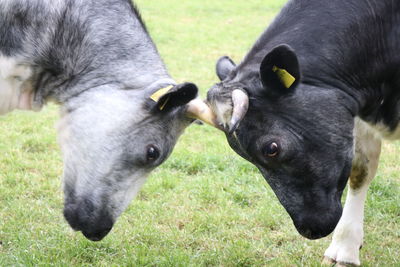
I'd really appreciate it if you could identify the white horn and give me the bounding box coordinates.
[229,89,249,133]
[186,99,221,129]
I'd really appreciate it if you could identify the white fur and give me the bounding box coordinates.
[0,56,34,115]
[371,121,400,140]
[212,100,233,128]
[324,118,382,266]
[110,172,148,218]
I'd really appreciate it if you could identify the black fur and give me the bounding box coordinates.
[208,0,400,239]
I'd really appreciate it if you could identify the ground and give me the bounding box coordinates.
[0,0,399,266]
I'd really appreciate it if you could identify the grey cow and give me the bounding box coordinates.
[0,0,213,241]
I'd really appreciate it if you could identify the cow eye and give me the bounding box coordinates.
[146,145,160,162]
[263,142,279,157]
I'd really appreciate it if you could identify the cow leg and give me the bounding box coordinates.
[323,119,381,266]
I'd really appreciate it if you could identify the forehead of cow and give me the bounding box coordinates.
[60,86,187,152]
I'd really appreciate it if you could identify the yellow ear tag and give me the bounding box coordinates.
[150,85,174,110]
[272,66,296,88]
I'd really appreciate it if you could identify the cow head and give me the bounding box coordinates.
[59,82,215,241]
[207,44,356,239]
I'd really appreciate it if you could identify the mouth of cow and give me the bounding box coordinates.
[66,222,112,241]
[81,228,112,242]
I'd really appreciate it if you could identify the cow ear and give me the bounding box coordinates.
[259,44,300,96]
[152,82,198,112]
[216,56,236,81]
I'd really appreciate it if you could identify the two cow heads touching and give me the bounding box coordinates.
[60,44,353,242]
[2,0,360,244]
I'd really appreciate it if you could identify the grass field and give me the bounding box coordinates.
[1,0,399,266]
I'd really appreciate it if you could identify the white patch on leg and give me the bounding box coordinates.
[324,118,381,266]
[324,189,366,266]
[0,56,34,115]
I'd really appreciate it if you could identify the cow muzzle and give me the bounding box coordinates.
[63,200,114,241]
[291,199,343,239]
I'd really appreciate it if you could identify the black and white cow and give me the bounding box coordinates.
[0,0,214,241]
[207,0,399,265]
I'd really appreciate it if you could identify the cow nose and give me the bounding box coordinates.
[293,205,342,240]
[63,200,114,241]
[81,224,113,242]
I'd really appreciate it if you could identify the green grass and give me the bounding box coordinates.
[1,0,399,266]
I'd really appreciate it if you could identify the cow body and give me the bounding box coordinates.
[207,0,399,265]
[0,0,201,241]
